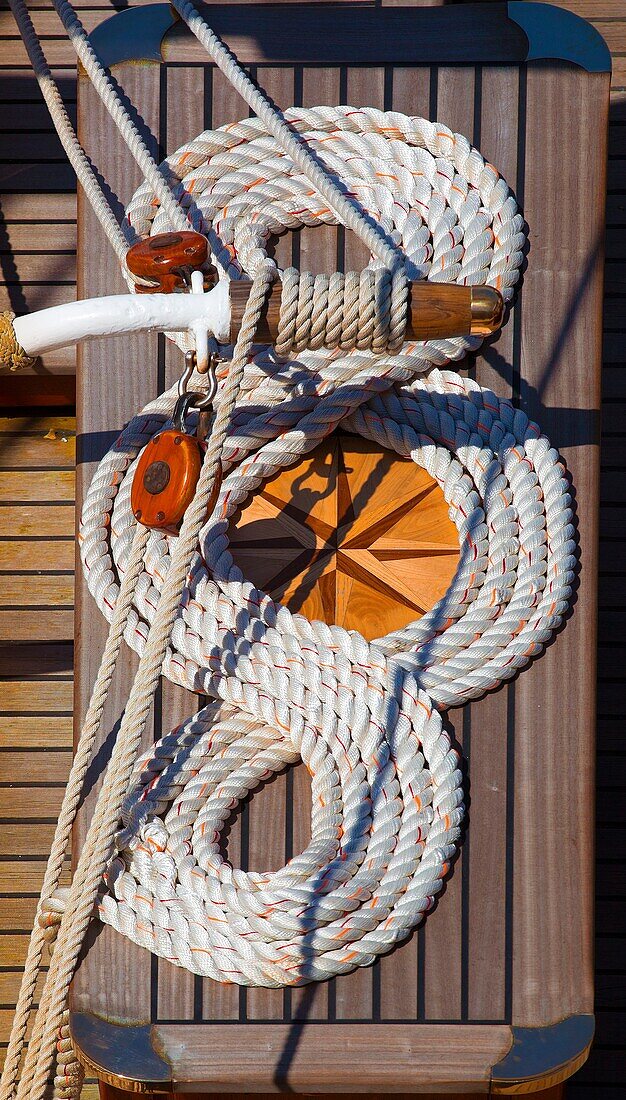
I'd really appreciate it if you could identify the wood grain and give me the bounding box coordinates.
[152,1021,511,1092]
[511,63,607,1029]
[70,62,163,1028]
[63,5,607,1093]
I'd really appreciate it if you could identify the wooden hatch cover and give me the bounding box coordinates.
[71,2,609,1095]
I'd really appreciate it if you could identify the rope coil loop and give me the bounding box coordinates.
[71,106,573,986]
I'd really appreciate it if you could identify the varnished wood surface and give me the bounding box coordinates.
[66,6,607,1092]
[229,278,500,344]
[231,433,459,637]
[1,0,622,1096]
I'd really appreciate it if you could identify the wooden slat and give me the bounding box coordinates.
[0,252,76,283]
[0,750,71,784]
[0,194,76,222]
[0,542,74,572]
[0,787,65,820]
[150,1021,511,1092]
[0,859,70,893]
[0,680,72,712]
[421,65,475,1026]
[512,63,606,1028]
[0,576,73,606]
[374,60,431,1027]
[70,60,162,1030]
[0,419,76,469]
[0,504,74,538]
[0,470,74,502]
[465,61,520,1025]
[0,716,73,748]
[0,824,64,857]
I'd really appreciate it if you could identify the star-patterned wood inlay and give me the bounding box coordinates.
[230,433,460,640]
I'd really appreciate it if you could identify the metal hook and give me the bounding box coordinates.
[178,349,196,397]
[176,348,219,412]
[194,354,219,409]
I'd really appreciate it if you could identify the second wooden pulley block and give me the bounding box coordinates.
[131,392,220,535]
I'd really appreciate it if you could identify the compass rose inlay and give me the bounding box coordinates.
[230,433,460,640]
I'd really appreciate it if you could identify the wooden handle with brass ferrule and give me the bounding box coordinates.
[229,280,503,345]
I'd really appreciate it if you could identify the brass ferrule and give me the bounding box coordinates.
[469,287,504,336]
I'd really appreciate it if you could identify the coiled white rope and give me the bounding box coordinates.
[71,108,576,985]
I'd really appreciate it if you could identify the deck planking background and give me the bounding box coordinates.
[0,0,624,1095]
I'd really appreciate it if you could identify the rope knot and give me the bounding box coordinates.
[0,311,36,372]
[39,888,69,946]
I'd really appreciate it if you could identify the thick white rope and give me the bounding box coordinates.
[10,274,272,1100]
[63,108,572,988]
[50,0,192,242]
[7,0,130,263]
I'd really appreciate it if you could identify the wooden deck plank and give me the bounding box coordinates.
[512,62,606,1028]
[465,62,520,1025]
[70,59,162,1030]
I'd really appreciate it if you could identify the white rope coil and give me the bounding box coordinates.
[124,105,524,365]
[79,373,575,983]
[73,107,574,986]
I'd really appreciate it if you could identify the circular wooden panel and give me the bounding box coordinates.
[230,432,460,640]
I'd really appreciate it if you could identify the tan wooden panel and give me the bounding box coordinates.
[0,935,32,967]
[0,896,39,930]
[0,823,63,857]
[0,543,74,572]
[512,63,606,1028]
[0,470,74,501]
[0,505,74,537]
[0,715,73,748]
[0,679,72,711]
[0,858,70,892]
[0,419,76,469]
[0,612,74,642]
[71,59,163,1030]
[0,576,73,606]
[0,787,65,819]
[0,750,71,783]
[0,972,46,1007]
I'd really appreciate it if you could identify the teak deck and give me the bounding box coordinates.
[70,3,610,1094]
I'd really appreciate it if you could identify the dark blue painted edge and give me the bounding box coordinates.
[508,1,611,73]
[87,3,612,73]
[89,4,178,67]
[491,1013,595,1089]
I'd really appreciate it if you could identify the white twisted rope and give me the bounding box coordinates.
[68,106,575,986]
[77,359,575,983]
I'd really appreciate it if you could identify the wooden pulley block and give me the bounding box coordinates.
[131,393,221,535]
[125,231,212,293]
